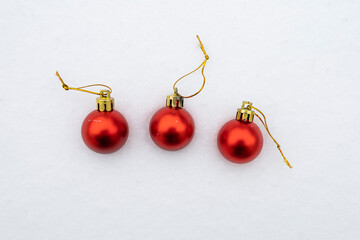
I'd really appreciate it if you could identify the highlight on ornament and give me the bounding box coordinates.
[149,35,209,151]
[217,101,292,168]
[55,71,129,154]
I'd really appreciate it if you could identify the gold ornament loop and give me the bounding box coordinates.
[172,35,209,99]
[249,105,293,169]
[55,71,112,96]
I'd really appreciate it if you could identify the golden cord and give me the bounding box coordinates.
[173,35,209,98]
[251,105,293,169]
[55,71,112,95]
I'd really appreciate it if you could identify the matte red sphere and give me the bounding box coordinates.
[149,107,195,151]
[217,119,263,163]
[81,110,129,154]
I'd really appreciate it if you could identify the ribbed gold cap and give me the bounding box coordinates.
[166,88,183,108]
[96,90,114,112]
[236,101,254,122]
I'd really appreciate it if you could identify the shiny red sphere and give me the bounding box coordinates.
[149,107,195,151]
[217,119,263,163]
[81,110,129,154]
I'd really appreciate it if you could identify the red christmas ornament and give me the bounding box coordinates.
[149,35,209,151]
[218,101,292,168]
[82,109,128,154]
[150,102,194,151]
[56,72,128,154]
[218,119,263,163]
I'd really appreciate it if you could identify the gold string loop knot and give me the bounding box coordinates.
[55,71,112,96]
[173,35,209,99]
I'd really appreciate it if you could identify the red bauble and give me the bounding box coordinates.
[81,110,129,154]
[217,119,263,163]
[149,107,194,151]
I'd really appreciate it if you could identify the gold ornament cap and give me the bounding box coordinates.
[97,90,114,112]
[236,101,254,123]
[166,88,183,108]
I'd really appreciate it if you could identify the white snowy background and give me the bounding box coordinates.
[0,0,359,239]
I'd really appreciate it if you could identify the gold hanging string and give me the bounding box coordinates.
[251,105,293,169]
[173,35,209,98]
[55,71,112,96]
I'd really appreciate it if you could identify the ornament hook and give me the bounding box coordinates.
[236,101,254,122]
[166,87,184,108]
[97,90,114,112]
